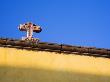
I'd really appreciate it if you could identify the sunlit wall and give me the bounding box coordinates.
[0,47,110,82]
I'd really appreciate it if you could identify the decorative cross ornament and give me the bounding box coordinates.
[18,22,42,42]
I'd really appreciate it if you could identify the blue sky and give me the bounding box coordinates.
[0,0,110,48]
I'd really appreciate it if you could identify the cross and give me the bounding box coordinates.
[18,22,42,42]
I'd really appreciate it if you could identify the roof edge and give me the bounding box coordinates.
[0,38,110,58]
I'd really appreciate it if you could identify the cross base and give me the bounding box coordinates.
[22,37,40,43]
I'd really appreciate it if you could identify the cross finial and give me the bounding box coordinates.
[18,22,42,42]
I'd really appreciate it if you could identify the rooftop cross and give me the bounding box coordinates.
[18,22,42,42]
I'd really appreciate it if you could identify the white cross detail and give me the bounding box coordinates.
[18,22,42,42]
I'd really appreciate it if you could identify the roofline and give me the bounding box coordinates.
[0,38,110,58]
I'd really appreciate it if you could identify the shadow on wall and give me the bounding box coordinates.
[0,66,110,82]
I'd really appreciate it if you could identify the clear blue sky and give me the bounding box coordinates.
[0,0,110,48]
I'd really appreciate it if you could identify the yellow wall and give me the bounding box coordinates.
[0,47,110,82]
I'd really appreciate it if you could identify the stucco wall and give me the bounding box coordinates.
[0,47,110,82]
